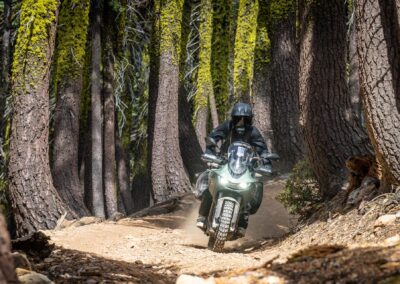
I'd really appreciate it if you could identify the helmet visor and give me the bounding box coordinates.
[232,115,252,126]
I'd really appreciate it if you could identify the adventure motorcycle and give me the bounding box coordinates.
[195,140,279,252]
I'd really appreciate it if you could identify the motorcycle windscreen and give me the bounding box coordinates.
[228,143,251,176]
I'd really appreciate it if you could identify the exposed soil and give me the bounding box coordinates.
[20,178,400,283]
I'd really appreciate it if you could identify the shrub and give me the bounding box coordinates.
[277,159,322,218]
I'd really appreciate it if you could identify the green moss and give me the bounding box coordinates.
[195,0,213,116]
[54,0,90,88]
[12,0,59,91]
[269,0,295,27]
[211,0,230,119]
[159,0,184,64]
[254,0,271,71]
[233,0,258,101]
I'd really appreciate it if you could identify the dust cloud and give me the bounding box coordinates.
[179,179,294,247]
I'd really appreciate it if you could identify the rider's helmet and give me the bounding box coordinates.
[231,102,253,135]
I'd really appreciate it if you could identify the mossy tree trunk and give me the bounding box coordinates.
[150,0,192,202]
[8,0,75,236]
[228,0,239,102]
[195,0,214,149]
[233,0,258,103]
[269,0,304,170]
[179,0,206,182]
[252,0,274,153]
[142,0,162,208]
[299,0,372,199]
[90,0,105,217]
[0,0,12,179]
[52,0,91,217]
[211,0,230,120]
[355,0,400,189]
[102,2,118,217]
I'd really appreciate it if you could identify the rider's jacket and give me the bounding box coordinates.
[205,120,269,157]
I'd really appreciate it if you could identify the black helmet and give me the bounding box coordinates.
[231,102,253,126]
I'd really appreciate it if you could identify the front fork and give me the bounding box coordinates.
[207,193,241,234]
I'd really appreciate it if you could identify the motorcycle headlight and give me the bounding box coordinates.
[238,182,249,189]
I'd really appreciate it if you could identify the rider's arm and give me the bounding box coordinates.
[205,120,230,154]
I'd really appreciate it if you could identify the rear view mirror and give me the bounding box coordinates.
[265,153,279,161]
[255,166,273,176]
[202,153,224,165]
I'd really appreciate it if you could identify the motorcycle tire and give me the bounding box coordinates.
[208,200,234,252]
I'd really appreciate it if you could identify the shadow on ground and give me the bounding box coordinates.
[31,246,178,284]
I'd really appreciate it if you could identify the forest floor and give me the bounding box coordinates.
[19,177,400,283]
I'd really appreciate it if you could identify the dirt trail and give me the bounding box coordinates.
[45,179,293,275]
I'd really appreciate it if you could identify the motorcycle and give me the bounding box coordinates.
[195,139,279,252]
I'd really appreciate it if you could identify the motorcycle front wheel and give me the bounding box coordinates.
[208,200,234,252]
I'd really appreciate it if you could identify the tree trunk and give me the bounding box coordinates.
[151,0,192,202]
[103,50,118,218]
[102,5,118,218]
[179,94,206,182]
[177,0,206,183]
[355,0,400,188]
[0,214,18,283]
[8,0,75,236]
[252,0,273,153]
[228,0,239,102]
[90,0,105,218]
[233,0,258,103]
[269,1,304,170]
[252,68,274,152]
[194,0,214,150]
[211,0,230,120]
[348,2,362,123]
[209,91,219,128]
[143,0,162,208]
[52,0,90,217]
[299,0,372,199]
[116,134,133,213]
[0,0,12,174]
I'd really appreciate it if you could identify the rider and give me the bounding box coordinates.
[196,102,271,236]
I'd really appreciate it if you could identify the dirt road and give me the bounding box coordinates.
[46,179,293,275]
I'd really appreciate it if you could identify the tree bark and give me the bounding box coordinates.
[178,0,206,183]
[8,0,75,236]
[0,214,18,283]
[115,134,133,213]
[151,0,192,202]
[0,0,12,174]
[52,0,90,217]
[143,0,162,209]
[194,0,216,149]
[252,0,273,154]
[299,0,372,199]
[102,5,118,218]
[348,3,362,123]
[211,0,230,120]
[233,0,258,103]
[355,0,400,188]
[90,0,105,218]
[269,1,304,170]
[103,49,118,218]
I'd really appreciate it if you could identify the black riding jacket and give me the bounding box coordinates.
[205,120,269,157]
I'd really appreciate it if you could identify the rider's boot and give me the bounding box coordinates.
[196,215,206,230]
